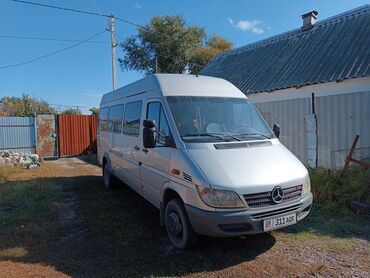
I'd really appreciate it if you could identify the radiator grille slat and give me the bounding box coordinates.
[243,185,302,208]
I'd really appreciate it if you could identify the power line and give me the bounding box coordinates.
[0,30,107,70]
[10,0,145,29]
[0,35,110,44]
[9,0,109,17]
[115,16,143,28]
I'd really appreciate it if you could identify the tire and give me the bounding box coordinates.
[102,161,116,189]
[165,198,198,249]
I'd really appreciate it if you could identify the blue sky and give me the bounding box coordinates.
[0,0,368,113]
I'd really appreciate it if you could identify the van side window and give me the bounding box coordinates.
[109,104,124,133]
[98,107,109,131]
[123,101,142,136]
[147,102,169,145]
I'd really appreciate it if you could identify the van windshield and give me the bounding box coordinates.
[167,96,274,143]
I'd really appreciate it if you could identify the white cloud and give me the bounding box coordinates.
[134,3,142,9]
[228,17,264,34]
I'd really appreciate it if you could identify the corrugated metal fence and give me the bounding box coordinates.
[0,114,97,157]
[58,115,98,157]
[256,98,310,164]
[0,117,36,154]
[316,91,370,168]
[254,91,370,169]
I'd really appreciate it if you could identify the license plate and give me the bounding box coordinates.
[263,213,296,231]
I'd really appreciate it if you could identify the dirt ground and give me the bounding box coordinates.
[0,157,369,277]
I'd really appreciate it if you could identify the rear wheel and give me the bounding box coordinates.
[165,198,198,249]
[102,161,115,189]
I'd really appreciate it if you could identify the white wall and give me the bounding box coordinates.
[249,76,370,103]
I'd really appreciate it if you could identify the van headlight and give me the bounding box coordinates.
[197,186,245,208]
[303,175,311,195]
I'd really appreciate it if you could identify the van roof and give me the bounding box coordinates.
[101,74,245,104]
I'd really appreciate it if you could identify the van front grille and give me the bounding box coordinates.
[243,185,302,208]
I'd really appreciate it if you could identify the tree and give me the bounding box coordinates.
[119,15,232,75]
[0,95,56,116]
[62,108,82,115]
[89,107,99,116]
[191,35,233,71]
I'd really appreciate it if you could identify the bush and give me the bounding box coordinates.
[309,166,370,212]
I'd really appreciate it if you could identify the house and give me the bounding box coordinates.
[201,5,370,169]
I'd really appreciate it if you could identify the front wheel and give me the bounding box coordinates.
[165,199,198,249]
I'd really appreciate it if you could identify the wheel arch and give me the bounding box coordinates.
[160,182,184,226]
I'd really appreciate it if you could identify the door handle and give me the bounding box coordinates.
[134,145,140,151]
[142,148,148,153]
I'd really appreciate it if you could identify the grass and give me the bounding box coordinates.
[309,166,370,214]
[0,159,369,277]
[0,174,60,234]
[0,165,16,184]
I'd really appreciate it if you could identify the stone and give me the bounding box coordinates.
[30,154,40,162]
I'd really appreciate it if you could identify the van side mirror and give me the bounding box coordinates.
[143,119,156,148]
[273,124,280,138]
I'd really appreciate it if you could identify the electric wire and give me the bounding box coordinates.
[0,30,107,70]
[8,0,200,72]
[0,35,110,44]
[9,0,110,17]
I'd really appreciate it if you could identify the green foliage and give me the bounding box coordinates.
[309,166,370,212]
[61,108,82,115]
[0,95,56,116]
[89,107,99,116]
[119,15,233,74]
[0,179,59,232]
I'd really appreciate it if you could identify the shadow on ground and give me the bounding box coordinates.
[0,175,276,277]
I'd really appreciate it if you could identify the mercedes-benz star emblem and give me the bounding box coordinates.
[271,186,284,204]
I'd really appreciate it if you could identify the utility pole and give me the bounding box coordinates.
[155,57,159,73]
[110,14,117,91]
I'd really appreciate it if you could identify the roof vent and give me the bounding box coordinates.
[301,10,318,31]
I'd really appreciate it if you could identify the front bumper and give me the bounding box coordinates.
[185,192,313,237]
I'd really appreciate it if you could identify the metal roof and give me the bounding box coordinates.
[200,5,370,94]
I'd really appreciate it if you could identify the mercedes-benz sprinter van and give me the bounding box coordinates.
[98,74,312,249]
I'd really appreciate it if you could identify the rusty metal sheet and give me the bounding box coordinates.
[58,114,98,157]
[36,114,57,157]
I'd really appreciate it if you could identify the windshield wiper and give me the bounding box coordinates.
[237,133,272,139]
[182,133,240,141]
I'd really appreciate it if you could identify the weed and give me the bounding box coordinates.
[0,165,16,184]
[309,166,370,213]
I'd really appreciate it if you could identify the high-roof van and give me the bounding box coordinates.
[98,74,312,249]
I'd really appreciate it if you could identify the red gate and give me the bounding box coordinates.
[58,114,98,157]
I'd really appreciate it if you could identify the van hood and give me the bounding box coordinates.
[187,140,308,194]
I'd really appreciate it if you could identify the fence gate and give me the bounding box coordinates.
[0,117,35,154]
[58,115,98,157]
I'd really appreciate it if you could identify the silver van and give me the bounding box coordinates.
[98,74,312,249]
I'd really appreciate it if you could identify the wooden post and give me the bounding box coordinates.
[342,135,360,175]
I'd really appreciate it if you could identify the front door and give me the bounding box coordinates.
[140,100,171,208]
